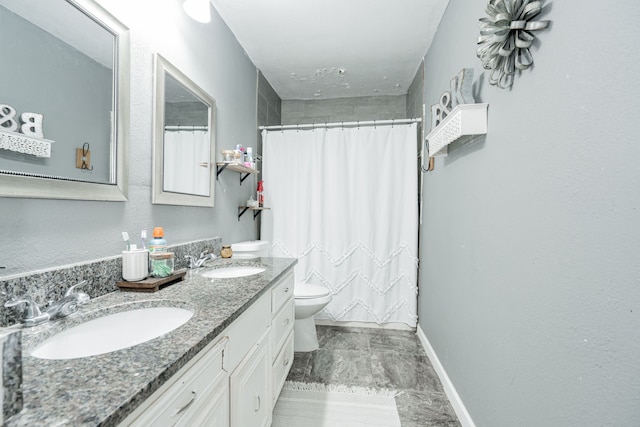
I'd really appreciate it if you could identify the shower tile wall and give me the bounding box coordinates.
[257,71,282,162]
[281,95,407,125]
[258,71,282,128]
[256,72,282,236]
[406,62,424,120]
[407,62,424,174]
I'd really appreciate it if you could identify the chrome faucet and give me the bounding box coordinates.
[4,298,49,327]
[65,280,90,305]
[185,251,217,269]
[4,280,91,327]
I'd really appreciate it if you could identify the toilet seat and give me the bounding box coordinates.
[295,283,330,299]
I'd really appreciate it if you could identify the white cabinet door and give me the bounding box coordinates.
[272,330,294,405]
[230,330,271,427]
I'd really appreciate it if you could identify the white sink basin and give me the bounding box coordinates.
[200,266,265,279]
[30,307,193,360]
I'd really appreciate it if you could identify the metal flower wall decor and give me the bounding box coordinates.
[477,0,550,89]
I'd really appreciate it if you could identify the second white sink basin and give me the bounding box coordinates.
[200,266,265,279]
[30,307,193,360]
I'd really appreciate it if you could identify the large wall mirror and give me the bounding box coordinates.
[152,54,216,207]
[0,0,129,201]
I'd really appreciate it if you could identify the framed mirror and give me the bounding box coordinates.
[152,54,216,207]
[0,0,130,201]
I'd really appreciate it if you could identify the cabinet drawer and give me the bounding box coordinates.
[272,331,294,404]
[127,336,228,426]
[270,298,294,363]
[271,271,293,314]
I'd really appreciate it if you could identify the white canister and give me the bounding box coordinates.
[122,249,149,281]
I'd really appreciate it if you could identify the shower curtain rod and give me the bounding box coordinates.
[259,117,421,131]
[164,125,208,131]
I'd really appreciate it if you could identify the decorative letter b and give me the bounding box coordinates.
[20,112,44,138]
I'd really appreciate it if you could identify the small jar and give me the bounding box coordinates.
[232,151,243,164]
[220,245,233,258]
[221,150,234,163]
[150,252,174,277]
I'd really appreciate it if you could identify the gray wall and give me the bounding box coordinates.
[0,0,259,276]
[419,1,640,426]
[281,95,407,125]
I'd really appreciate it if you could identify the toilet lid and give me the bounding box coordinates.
[295,283,330,299]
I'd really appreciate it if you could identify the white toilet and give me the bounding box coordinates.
[230,240,270,258]
[294,283,332,352]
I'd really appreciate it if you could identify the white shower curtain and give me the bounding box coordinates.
[163,130,210,196]
[261,124,419,327]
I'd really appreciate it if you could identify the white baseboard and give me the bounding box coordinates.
[416,325,476,427]
[314,319,414,331]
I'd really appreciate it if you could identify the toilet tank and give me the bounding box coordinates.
[231,240,270,259]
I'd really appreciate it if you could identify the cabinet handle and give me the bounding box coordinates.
[283,358,290,367]
[284,287,289,293]
[283,318,290,326]
[174,390,196,416]
[254,394,261,412]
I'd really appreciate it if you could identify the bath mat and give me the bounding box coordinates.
[272,381,401,427]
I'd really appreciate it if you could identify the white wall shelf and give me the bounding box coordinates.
[216,162,258,185]
[238,206,270,221]
[0,130,54,158]
[426,103,488,157]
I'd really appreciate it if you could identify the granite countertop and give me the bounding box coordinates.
[6,257,297,427]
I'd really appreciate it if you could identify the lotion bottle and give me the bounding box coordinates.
[257,181,264,207]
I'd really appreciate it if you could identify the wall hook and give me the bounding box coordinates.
[76,142,93,171]
[81,143,93,170]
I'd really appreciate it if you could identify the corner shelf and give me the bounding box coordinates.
[216,162,258,185]
[426,103,488,157]
[238,206,270,221]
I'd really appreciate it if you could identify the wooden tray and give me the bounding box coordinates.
[116,269,187,293]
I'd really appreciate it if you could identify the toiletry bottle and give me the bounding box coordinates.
[257,181,264,207]
[245,147,254,168]
[234,144,245,164]
[149,227,167,253]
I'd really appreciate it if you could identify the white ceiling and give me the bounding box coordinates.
[210,0,450,100]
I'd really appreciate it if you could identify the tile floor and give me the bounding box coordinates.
[285,325,461,427]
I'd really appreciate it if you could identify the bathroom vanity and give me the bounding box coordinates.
[6,257,296,427]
